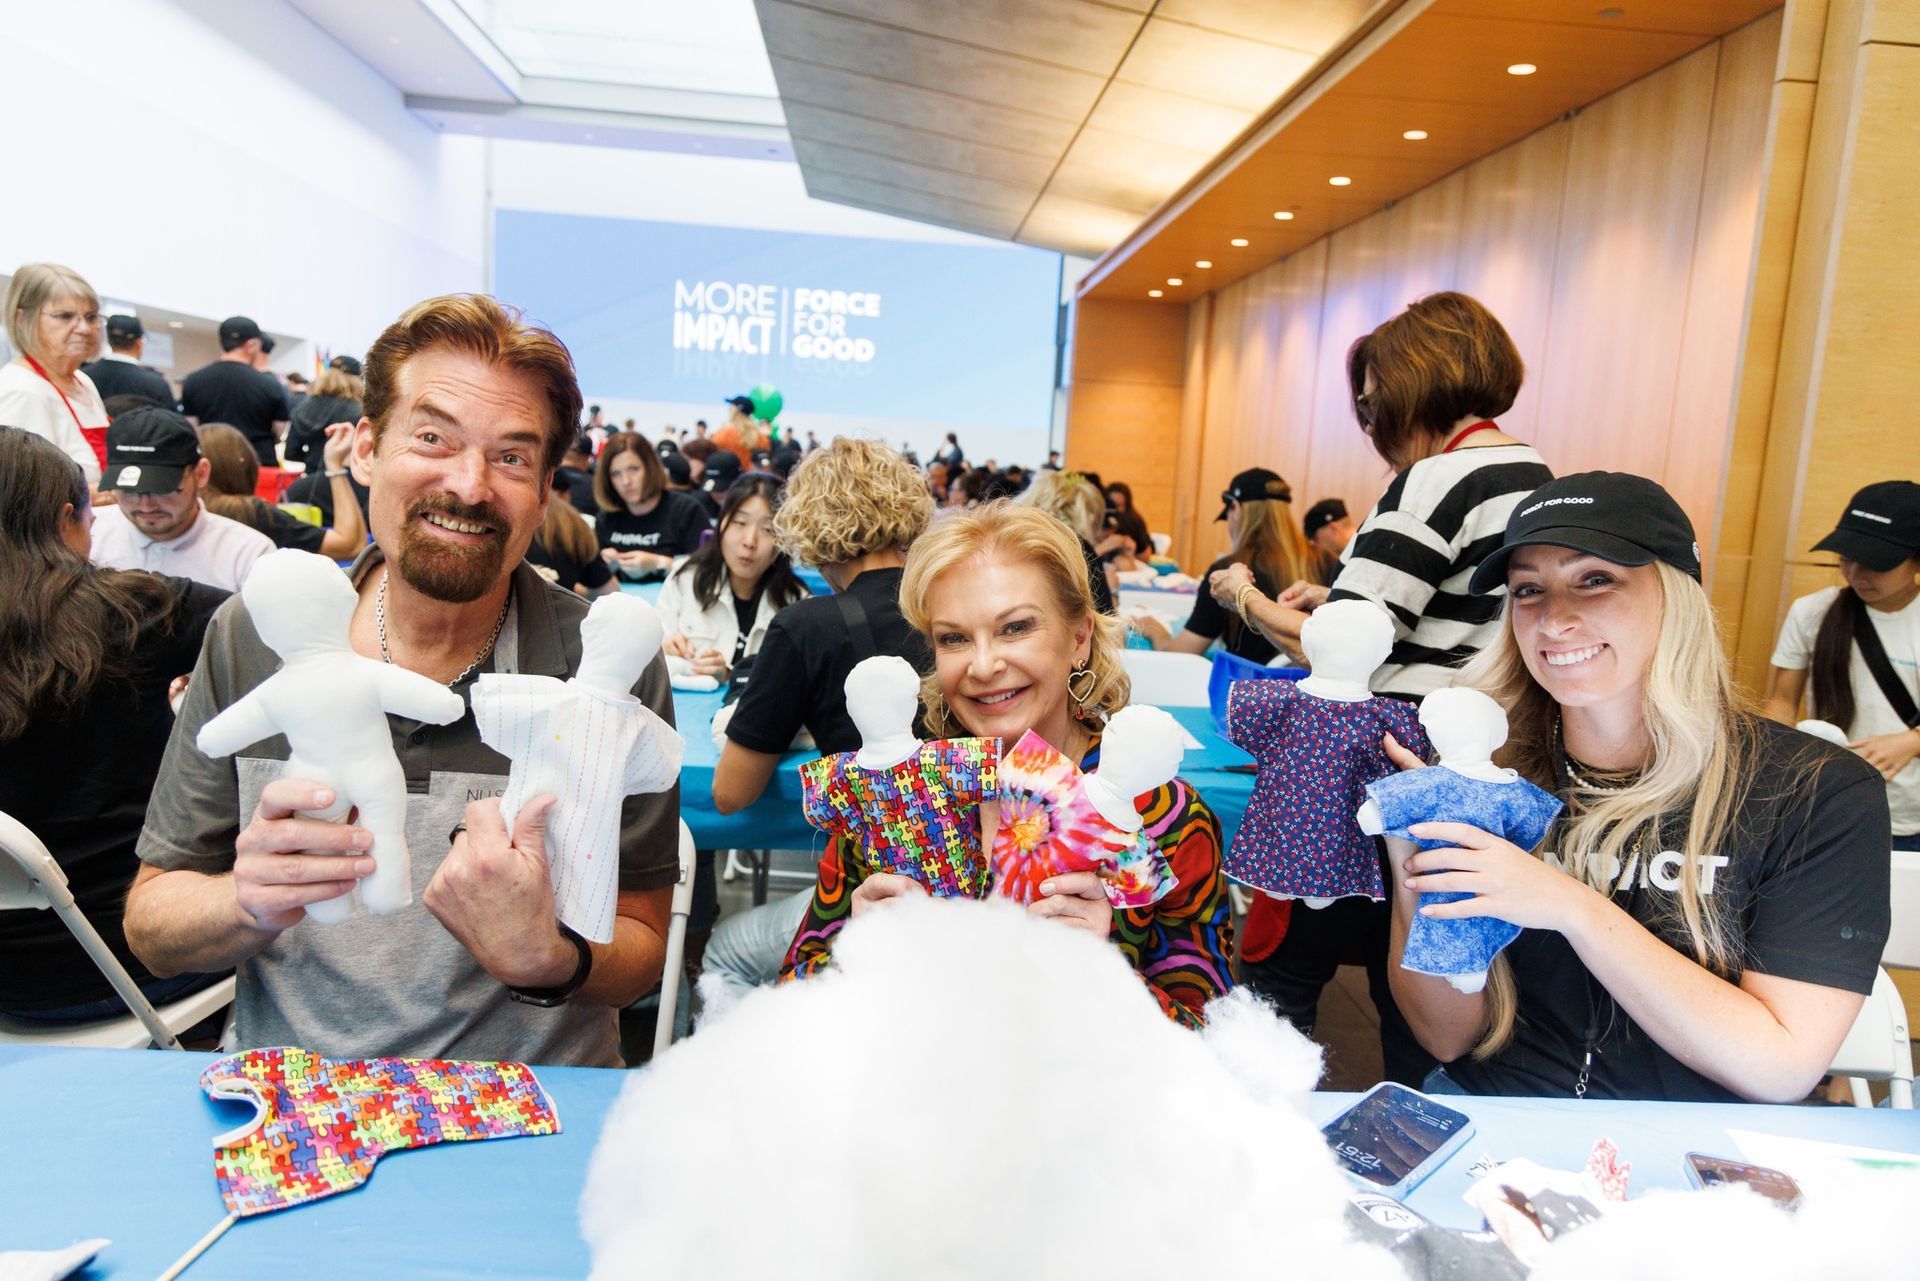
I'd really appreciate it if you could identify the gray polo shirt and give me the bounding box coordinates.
[138,548,680,1067]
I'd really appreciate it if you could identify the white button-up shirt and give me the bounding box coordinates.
[90,500,272,592]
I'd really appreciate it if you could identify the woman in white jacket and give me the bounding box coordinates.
[656,473,808,687]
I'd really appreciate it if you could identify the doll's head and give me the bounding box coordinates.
[242,549,358,658]
[1093,705,1185,799]
[1299,599,1394,683]
[576,593,665,695]
[1418,687,1508,764]
[845,656,923,746]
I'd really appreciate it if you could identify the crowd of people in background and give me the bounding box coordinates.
[0,259,1909,1113]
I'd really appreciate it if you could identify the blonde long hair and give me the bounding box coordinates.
[1232,495,1314,589]
[1456,561,1759,1057]
[899,501,1129,737]
[1018,469,1105,544]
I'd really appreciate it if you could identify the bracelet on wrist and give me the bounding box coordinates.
[324,468,349,478]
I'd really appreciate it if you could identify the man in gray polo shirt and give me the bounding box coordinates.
[125,295,680,1067]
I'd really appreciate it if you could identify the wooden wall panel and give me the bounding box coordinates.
[1063,297,1188,538]
[1667,11,1783,557]
[1301,213,1398,536]
[1453,124,1571,449]
[1534,43,1719,485]
[1373,170,1466,322]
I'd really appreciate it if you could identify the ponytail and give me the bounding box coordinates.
[1808,590,1863,729]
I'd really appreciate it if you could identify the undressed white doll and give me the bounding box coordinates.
[1222,598,1428,906]
[472,592,685,943]
[1358,686,1563,994]
[196,549,467,922]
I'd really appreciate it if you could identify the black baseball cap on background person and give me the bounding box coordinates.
[1468,471,1701,595]
[1303,498,1349,541]
[724,394,755,413]
[328,354,363,376]
[1216,467,1293,521]
[702,450,742,493]
[219,316,265,348]
[1811,481,1920,572]
[661,453,692,486]
[104,405,202,494]
[656,436,681,457]
[105,314,144,343]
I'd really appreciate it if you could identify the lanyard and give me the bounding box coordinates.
[23,352,109,467]
[1440,421,1499,453]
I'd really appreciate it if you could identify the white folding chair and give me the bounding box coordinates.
[1830,967,1914,1109]
[1120,649,1214,708]
[652,820,698,1060]
[1882,848,1920,969]
[0,809,234,1050]
[1150,532,1172,556]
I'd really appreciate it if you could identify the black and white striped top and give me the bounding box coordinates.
[1327,442,1553,698]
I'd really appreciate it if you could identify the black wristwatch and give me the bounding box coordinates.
[506,923,593,1007]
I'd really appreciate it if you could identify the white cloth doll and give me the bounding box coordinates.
[1358,687,1563,993]
[1223,599,1428,906]
[196,549,467,922]
[472,592,684,943]
[991,705,1186,907]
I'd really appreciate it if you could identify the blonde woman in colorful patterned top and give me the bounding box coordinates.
[782,502,1234,1027]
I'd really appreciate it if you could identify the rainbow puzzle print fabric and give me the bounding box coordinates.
[799,738,998,897]
[199,1046,561,1217]
[991,729,1175,908]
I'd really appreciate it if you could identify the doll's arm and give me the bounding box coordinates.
[377,663,469,725]
[195,686,280,759]
[624,708,686,795]
[799,757,853,837]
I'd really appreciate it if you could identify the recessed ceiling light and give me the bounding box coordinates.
[168,320,183,328]
[1167,277,1183,286]
[1148,289,1164,298]
[1195,260,1212,269]
[1328,175,1351,186]
[1403,129,1428,140]
[1273,210,1295,220]
[1230,238,1249,247]
[1599,7,1625,17]
[1507,63,1537,76]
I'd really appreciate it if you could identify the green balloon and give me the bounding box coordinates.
[748,384,783,422]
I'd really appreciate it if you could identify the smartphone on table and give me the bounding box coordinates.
[1683,1153,1804,1209]
[1322,1082,1477,1196]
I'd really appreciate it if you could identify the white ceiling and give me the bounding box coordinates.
[288,0,791,159]
[757,0,1380,256]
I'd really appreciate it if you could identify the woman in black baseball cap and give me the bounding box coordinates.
[1762,480,1920,851]
[1381,471,1890,1103]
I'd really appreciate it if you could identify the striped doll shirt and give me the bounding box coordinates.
[1327,441,1552,698]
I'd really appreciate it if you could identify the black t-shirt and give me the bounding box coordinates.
[1079,537,1116,615]
[81,357,174,409]
[555,465,597,517]
[594,491,711,577]
[180,360,292,466]
[725,567,930,756]
[283,467,371,526]
[730,585,763,666]
[282,393,362,472]
[1184,555,1279,664]
[524,529,613,593]
[253,499,327,554]
[0,578,228,1010]
[1447,720,1891,1102]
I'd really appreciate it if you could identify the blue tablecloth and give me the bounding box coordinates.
[4,1044,1916,1275]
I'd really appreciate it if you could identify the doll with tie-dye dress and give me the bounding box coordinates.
[1222,598,1429,906]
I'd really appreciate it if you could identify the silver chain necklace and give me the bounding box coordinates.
[376,568,510,689]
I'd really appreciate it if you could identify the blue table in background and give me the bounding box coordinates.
[5,1044,1917,1276]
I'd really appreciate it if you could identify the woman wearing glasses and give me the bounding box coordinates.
[0,263,111,489]
[1210,292,1554,1087]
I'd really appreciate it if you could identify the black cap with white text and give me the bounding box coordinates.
[104,405,201,494]
[1810,481,1920,572]
[1468,472,1701,595]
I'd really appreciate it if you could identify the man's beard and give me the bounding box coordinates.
[394,494,510,603]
